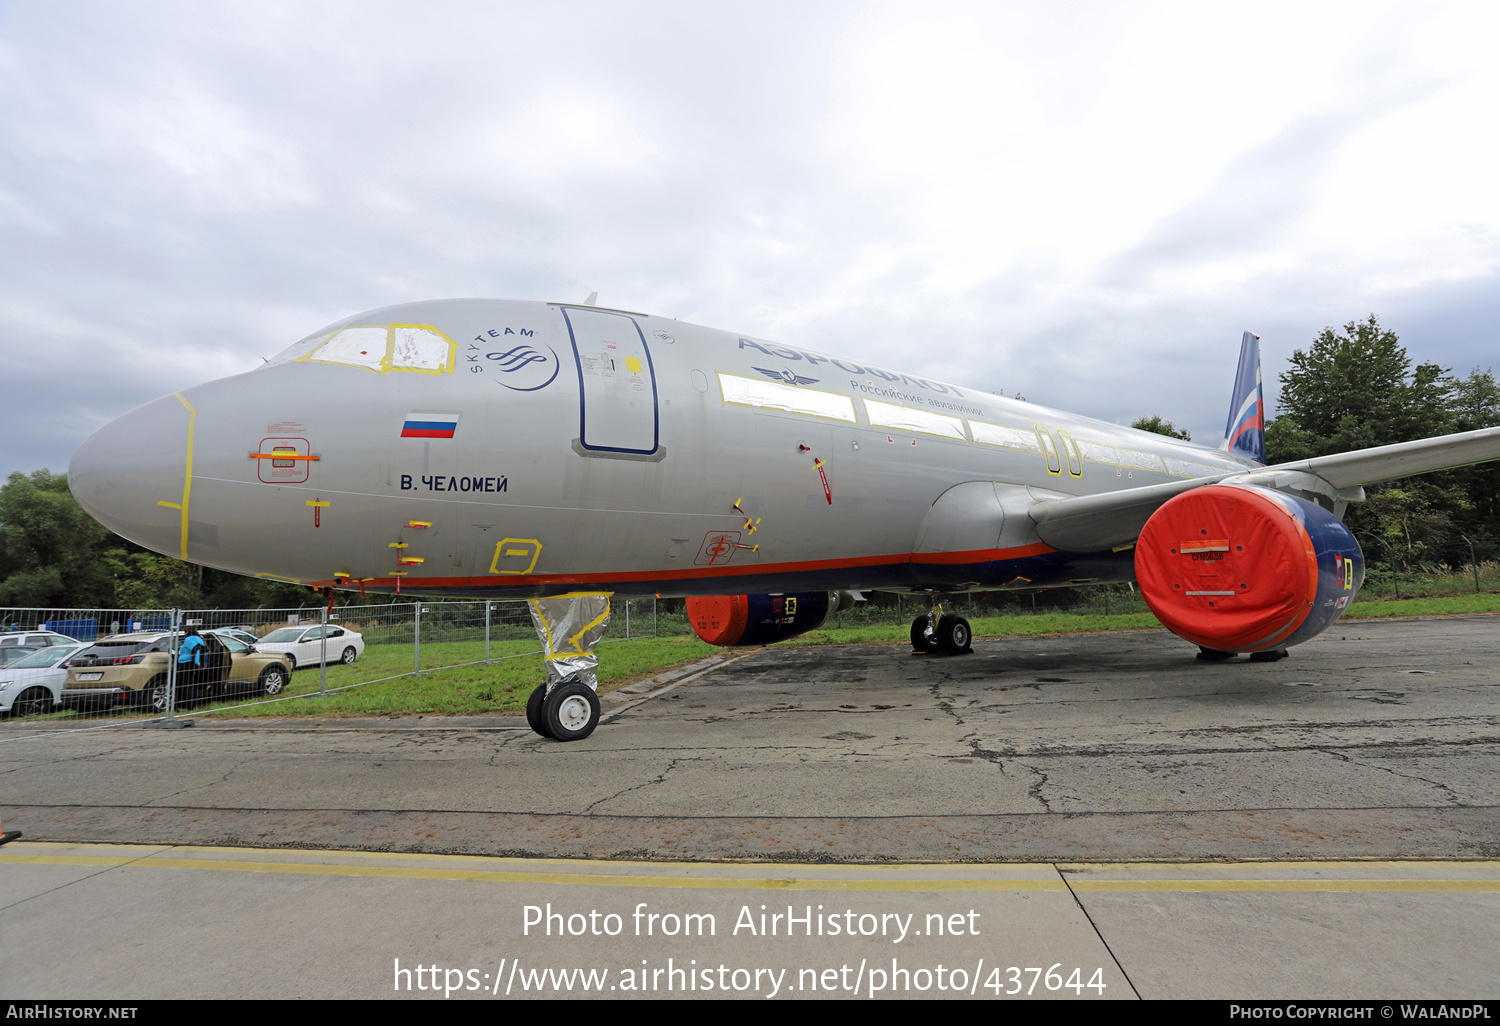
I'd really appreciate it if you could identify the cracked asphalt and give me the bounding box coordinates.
[3,617,1499,1000]
[1,616,1496,861]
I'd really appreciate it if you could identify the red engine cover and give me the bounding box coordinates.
[686,595,750,647]
[1135,485,1319,652]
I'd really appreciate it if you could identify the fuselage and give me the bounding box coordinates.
[68,299,1256,598]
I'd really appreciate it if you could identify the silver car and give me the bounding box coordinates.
[0,644,87,717]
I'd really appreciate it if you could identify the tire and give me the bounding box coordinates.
[525,684,553,738]
[1249,648,1289,662]
[1196,647,1236,661]
[340,647,357,665]
[935,614,972,655]
[910,616,937,653]
[259,664,289,696]
[145,674,170,713]
[10,687,53,718]
[543,682,600,742]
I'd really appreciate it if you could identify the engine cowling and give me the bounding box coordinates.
[1134,483,1363,653]
[687,592,850,647]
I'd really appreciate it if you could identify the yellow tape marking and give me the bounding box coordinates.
[388,322,458,375]
[173,392,196,560]
[489,538,542,575]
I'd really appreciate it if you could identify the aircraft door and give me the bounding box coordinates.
[561,307,660,457]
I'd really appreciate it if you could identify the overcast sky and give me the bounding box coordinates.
[2,0,1496,481]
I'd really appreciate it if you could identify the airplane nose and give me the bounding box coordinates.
[69,391,200,560]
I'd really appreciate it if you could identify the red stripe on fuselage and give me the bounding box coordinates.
[306,542,1058,592]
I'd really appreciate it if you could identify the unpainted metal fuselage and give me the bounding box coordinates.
[68,299,1257,598]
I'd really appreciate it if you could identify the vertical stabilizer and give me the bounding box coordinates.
[1221,331,1265,464]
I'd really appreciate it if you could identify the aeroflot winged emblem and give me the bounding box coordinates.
[754,367,819,386]
[487,343,561,391]
[401,412,460,439]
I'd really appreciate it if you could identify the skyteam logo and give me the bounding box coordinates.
[487,343,560,391]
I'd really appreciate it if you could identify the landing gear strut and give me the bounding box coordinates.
[910,595,972,656]
[523,593,612,741]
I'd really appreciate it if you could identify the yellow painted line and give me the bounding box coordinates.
[0,853,1068,891]
[157,501,181,509]
[7,843,1056,873]
[173,391,197,560]
[1061,860,1500,870]
[1068,879,1500,893]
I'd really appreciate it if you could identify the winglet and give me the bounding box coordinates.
[1221,331,1265,464]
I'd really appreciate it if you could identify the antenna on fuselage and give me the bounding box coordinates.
[584,292,598,306]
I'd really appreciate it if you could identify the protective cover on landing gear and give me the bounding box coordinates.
[1135,483,1363,653]
[527,593,612,691]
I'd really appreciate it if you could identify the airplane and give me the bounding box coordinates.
[67,298,1500,740]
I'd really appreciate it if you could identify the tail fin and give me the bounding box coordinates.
[1221,331,1265,464]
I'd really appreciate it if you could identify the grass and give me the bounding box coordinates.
[191,635,718,718]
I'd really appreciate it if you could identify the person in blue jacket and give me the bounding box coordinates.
[177,628,207,694]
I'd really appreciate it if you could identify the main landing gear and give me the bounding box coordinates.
[910,595,973,656]
[1197,646,1291,662]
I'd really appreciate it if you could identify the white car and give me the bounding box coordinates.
[252,625,364,670]
[0,629,84,649]
[0,643,87,716]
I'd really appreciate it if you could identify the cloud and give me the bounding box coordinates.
[1,0,1497,477]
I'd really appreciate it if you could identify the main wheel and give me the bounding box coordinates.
[1249,648,1289,662]
[10,687,53,717]
[1196,647,1236,661]
[543,682,600,742]
[525,684,553,738]
[910,616,938,653]
[935,614,972,655]
[259,664,289,696]
[340,647,357,665]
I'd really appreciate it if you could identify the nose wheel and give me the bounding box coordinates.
[526,681,601,741]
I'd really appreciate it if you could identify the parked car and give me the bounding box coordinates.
[61,632,292,712]
[0,629,84,649]
[252,625,364,670]
[0,646,42,667]
[206,627,261,648]
[0,643,87,716]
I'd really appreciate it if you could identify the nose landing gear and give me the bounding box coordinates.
[523,593,612,742]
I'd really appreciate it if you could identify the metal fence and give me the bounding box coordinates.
[0,596,711,730]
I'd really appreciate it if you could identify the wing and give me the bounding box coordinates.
[1029,425,1500,552]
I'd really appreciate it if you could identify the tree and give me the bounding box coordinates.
[1265,315,1498,564]
[1269,314,1451,460]
[1131,415,1190,440]
[0,470,114,607]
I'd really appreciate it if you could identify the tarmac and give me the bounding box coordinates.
[2,616,1497,999]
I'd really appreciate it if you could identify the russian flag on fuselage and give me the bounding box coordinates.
[401,412,461,439]
[1221,331,1265,464]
